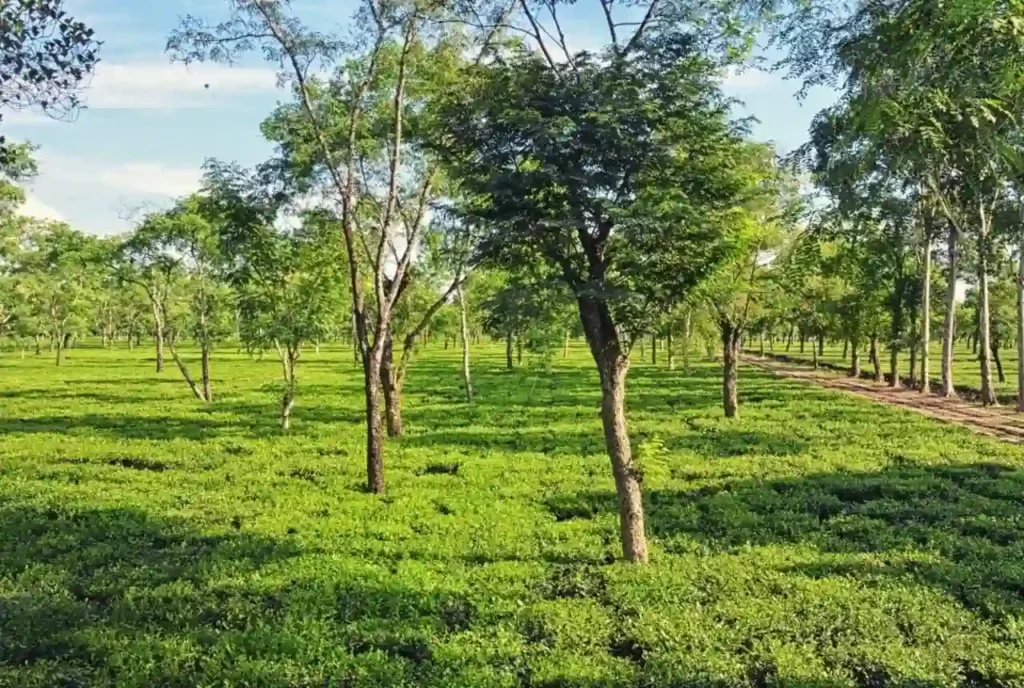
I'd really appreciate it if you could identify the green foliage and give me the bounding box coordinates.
[1,343,1024,686]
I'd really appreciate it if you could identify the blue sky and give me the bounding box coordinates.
[5,0,839,236]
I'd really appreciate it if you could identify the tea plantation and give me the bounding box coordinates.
[1,344,1023,687]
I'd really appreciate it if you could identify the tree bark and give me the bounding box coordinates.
[993,341,1005,383]
[563,331,570,358]
[921,234,932,393]
[811,335,819,369]
[682,311,691,374]
[870,336,882,382]
[363,351,386,493]
[381,334,403,437]
[153,313,165,374]
[380,335,403,438]
[842,339,848,360]
[201,344,212,402]
[977,229,999,406]
[888,347,900,388]
[941,225,958,397]
[817,334,824,357]
[759,332,765,357]
[908,343,917,385]
[458,286,473,403]
[651,335,657,365]
[55,332,64,367]
[506,331,514,370]
[1018,231,1024,411]
[169,344,204,400]
[850,340,860,378]
[667,330,674,370]
[721,322,740,418]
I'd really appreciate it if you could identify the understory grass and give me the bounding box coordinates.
[1,342,1023,687]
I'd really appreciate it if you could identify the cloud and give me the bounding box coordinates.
[723,66,783,92]
[18,195,66,222]
[81,62,278,110]
[37,152,201,198]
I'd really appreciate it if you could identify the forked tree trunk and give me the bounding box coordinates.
[942,225,958,397]
[1018,232,1024,411]
[921,234,932,393]
[506,332,514,370]
[381,335,403,437]
[977,229,999,406]
[201,344,212,402]
[169,344,204,400]
[721,322,740,418]
[458,286,473,403]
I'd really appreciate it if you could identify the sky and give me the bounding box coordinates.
[4,0,840,237]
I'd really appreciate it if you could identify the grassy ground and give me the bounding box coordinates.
[756,340,1023,396]
[1,342,1023,687]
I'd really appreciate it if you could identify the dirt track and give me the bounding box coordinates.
[745,355,1024,445]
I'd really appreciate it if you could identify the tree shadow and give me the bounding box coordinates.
[550,461,1024,625]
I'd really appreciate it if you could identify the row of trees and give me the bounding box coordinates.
[11,0,1024,566]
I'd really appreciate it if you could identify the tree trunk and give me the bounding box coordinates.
[786,324,794,351]
[921,235,932,393]
[870,337,882,382]
[908,343,917,385]
[682,311,692,374]
[563,331,570,358]
[811,335,819,369]
[1018,232,1024,411]
[888,347,900,388]
[759,332,765,357]
[817,334,824,357]
[800,332,806,353]
[381,335,403,437]
[651,335,657,365]
[721,322,739,418]
[977,231,999,406]
[598,352,647,563]
[994,341,1005,383]
[517,337,523,365]
[667,330,675,370]
[363,351,386,493]
[506,331,514,370]
[169,345,204,400]
[54,332,64,366]
[458,286,473,403]
[850,340,860,378]
[154,318,165,373]
[842,339,848,360]
[201,344,212,402]
[941,227,958,396]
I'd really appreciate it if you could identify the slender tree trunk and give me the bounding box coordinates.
[800,332,806,353]
[1018,232,1024,411]
[563,331,570,358]
[811,335,819,369]
[889,347,900,388]
[842,339,848,360]
[921,235,932,393]
[870,337,882,382]
[598,351,647,563]
[817,334,824,357]
[759,332,765,357]
[351,311,360,366]
[517,337,523,365]
[721,322,739,418]
[651,335,657,365]
[201,343,212,402]
[667,330,675,370]
[34,335,41,356]
[994,340,1006,383]
[977,230,999,406]
[682,311,692,374]
[381,335,403,437]
[363,350,385,493]
[850,340,861,378]
[786,324,793,351]
[506,331,514,370]
[909,343,917,384]
[942,227,958,397]
[169,344,203,400]
[278,348,297,431]
[54,330,64,367]
[154,317,165,373]
[769,333,775,352]
[458,286,472,403]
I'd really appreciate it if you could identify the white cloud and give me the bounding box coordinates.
[723,66,782,92]
[36,152,201,198]
[81,62,278,110]
[18,195,66,222]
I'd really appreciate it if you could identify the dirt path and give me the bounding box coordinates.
[744,354,1024,445]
